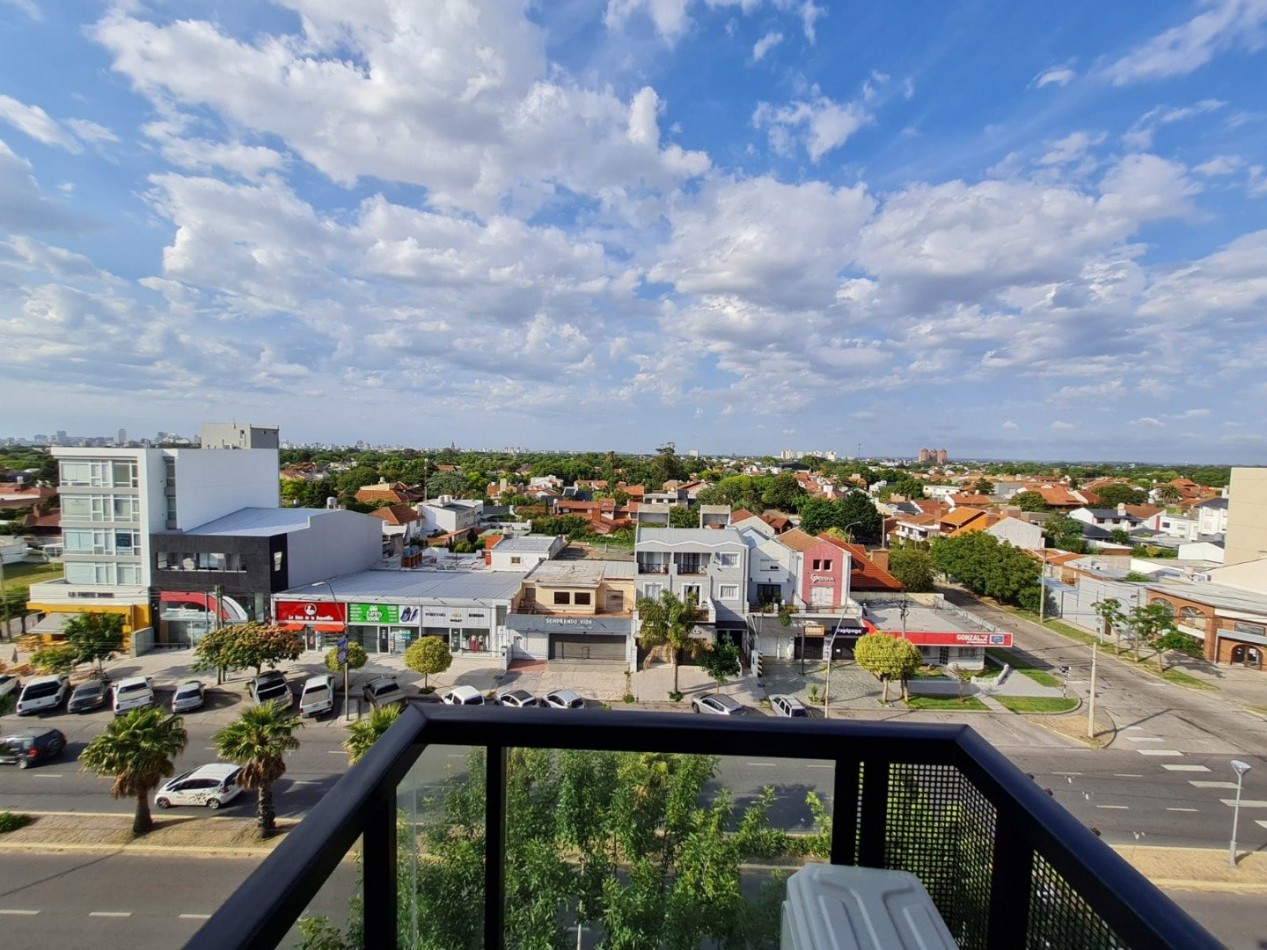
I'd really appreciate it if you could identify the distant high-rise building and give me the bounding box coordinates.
[936,449,948,464]
[55,430,68,444]
[200,422,280,450]
[918,448,949,464]
[918,448,931,463]
[117,428,127,446]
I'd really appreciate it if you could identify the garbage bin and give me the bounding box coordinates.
[781,863,956,950]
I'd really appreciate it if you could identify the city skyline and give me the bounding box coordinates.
[2,2,1266,463]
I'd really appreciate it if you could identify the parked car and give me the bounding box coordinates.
[0,727,67,768]
[691,694,748,716]
[112,676,156,715]
[496,689,539,708]
[16,675,69,716]
[299,674,336,717]
[155,763,243,810]
[542,688,585,710]
[362,676,406,709]
[770,694,809,718]
[68,679,110,714]
[249,670,292,707]
[171,679,206,713]
[0,673,20,701]
[440,685,485,706]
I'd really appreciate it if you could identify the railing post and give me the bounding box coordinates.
[831,758,860,865]
[362,785,398,949]
[857,758,889,867]
[485,743,508,950]
[986,821,1033,950]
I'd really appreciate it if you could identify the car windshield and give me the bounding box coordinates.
[75,684,103,696]
[258,684,287,699]
[371,682,397,695]
[23,683,59,698]
[304,686,329,698]
[176,685,199,696]
[118,683,148,695]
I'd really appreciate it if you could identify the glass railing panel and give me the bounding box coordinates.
[284,833,363,949]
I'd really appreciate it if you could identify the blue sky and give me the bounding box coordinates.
[1,0,1265,463]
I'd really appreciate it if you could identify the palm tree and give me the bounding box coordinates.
[79,707,188,836]
[636,590,706,693]
[213,702,303,838]
[344,704,401,764]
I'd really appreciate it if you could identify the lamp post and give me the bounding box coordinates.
[310,579,349,720]
[1229,759,1252,867]
[1038,548,1050,623]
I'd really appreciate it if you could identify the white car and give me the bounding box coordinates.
[691,694,748,716]
[0,673,20,701]
[112,676,156,715]
[770,694,809,718]
[249,670,292,707]
[171,679,206,713]
[155,763,243,810]
[496,689,539,708]
[16,675,70,716]
[440,685,485,706]
[542,689,585,710]
[299,674,336,717]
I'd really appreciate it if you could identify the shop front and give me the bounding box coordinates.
[505,614,632,667]
[421,606,497,655]
[902,630,1013,670]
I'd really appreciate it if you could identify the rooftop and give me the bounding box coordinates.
[524,559,635,586]
[284,568,525,602]
[491,535,560,554]
[182,506,339,537]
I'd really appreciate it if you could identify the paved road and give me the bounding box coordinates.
[0,853,355,947]
[1164,890,1267,950]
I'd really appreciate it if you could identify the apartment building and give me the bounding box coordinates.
[634,527,749,635]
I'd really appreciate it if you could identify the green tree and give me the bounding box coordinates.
[668,505,698,528]
[761,472,806,512]
[636,590,706,693]
[839,492,883,544]
[1154,484,1183,505]
[1,587,29,634]
[1127,601,1195,670]
[79,707,188,836]
[1092,597,1127,652]
[425,471,467,499]
[193,621,304,676]
[324,642,368,674]
[796,497,839,535]
[970,478,995,496]
[212,703,304,838]
[31,643,77,675]
[64,611,125,675]
[853,633,923,702]
[1044,513,1086,552]
[649,442,687,487]
[344,704,402,764]
[1094,483,1147,507]
[890,475,926,500]
[929,533,1041,609]
[888,547,936,592]
[1011,490,1050,512]
[698,639,741,692]
[1151,629,1203,672]
[404,635,452,689]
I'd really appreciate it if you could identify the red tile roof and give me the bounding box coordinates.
[370,504,419,526]
[819,537,904,591]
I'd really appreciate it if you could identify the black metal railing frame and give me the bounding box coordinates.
[188,707,1217,950]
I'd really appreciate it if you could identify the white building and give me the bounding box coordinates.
[488,535,566,572]
[417,497,483,535]
[1195,498,1229,537]
[985,516,1045,552]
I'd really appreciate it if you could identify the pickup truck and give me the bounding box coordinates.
[362,675,406,709]
[299,674,336,717]
[112,676,156,715]
[249,670,292,708]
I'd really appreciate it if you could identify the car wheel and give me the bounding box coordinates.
[206,798,222,810]
[156,797,171,809]
[17,758,30,769]
[692,705,700,713]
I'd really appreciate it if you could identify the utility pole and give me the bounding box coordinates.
[1087,642,1098,739]
[1038,548,1049,624]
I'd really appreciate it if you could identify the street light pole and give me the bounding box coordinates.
[1229,760,1252,867]
[1038,548,1049,624]
[312,579,349,720]
[1087,642,1098,739]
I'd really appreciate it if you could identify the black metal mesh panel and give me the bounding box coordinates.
[883,764,996,950]
[1029,853,1127,950]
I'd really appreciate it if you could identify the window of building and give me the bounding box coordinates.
[643,582,663,599]
[574,592,591,606]
[680,584,701,603]
[812,559,821,570]
[718,584,738,600]
[510,556,522,565]
[1149,598,1175,617]
[715,553,738,567]
[938,647,951,665]
[553,591,571,605]
[273,551,284,572]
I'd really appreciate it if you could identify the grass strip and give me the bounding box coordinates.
[903,694,988,711]
[994,696,1079,714]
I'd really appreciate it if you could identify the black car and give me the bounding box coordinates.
[0,728,67,769]
[68,679,109,714]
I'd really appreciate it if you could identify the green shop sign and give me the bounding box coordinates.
[347,603,401,624]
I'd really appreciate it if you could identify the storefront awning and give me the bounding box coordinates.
[278,622,346,633]
[32,612,78,634]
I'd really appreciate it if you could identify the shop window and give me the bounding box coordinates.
[574,592,591,606]
[553,591,571,605]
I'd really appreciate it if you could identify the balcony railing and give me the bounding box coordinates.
[188,708,1216,950]
[635,561,669,573]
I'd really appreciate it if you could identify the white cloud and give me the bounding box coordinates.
[1054,379,1125,401]
[1106,0,1267,85]
[1051,421,1077,431]
[1139,229,1267,322]
[1122,99,1225,150]
[796,0,826,42]
[1130,416,1165,428]
[604,0,692,42]
[0,95,82,151]
[1036,131,1106,167]
[753,93,870,161]
[1097,153,1199,221]
[1034,66,1076,88]
[1194,154,1244,175]
[0,139,83,232]
[1178,408,1211,417]
[752,30,784,61]
[1002,420,1019,429]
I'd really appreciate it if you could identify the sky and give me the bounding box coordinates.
[1,0,1265,463]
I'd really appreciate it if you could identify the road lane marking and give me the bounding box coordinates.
[327,750,346,755]
[806,763,833,769]
[1123,737,1163,742]
[1221,800,1267,808]
[1167,808,1199,813]
[179,914,212,920]
[1096,805,1129,810]
[1052,771,1082,776]
[89,912,132,918]
[746,762,778,767]
[291,781,321,785]
[1257,821,1267,830]
[1113,774,1143,778]
[32,774,63,778]
[0,910,40,916]
[1125,726,1143,730]
[1163,765,1210,772]
[1189,781,1238,789]
[1137,750,1183,756]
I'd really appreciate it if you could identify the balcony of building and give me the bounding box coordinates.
[635,554,670,574]
[188,708,1214,950]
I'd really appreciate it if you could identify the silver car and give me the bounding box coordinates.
[542,689,585,710]
[691,694,747,716]
[770,694,809,718]
[171,679,206,713]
